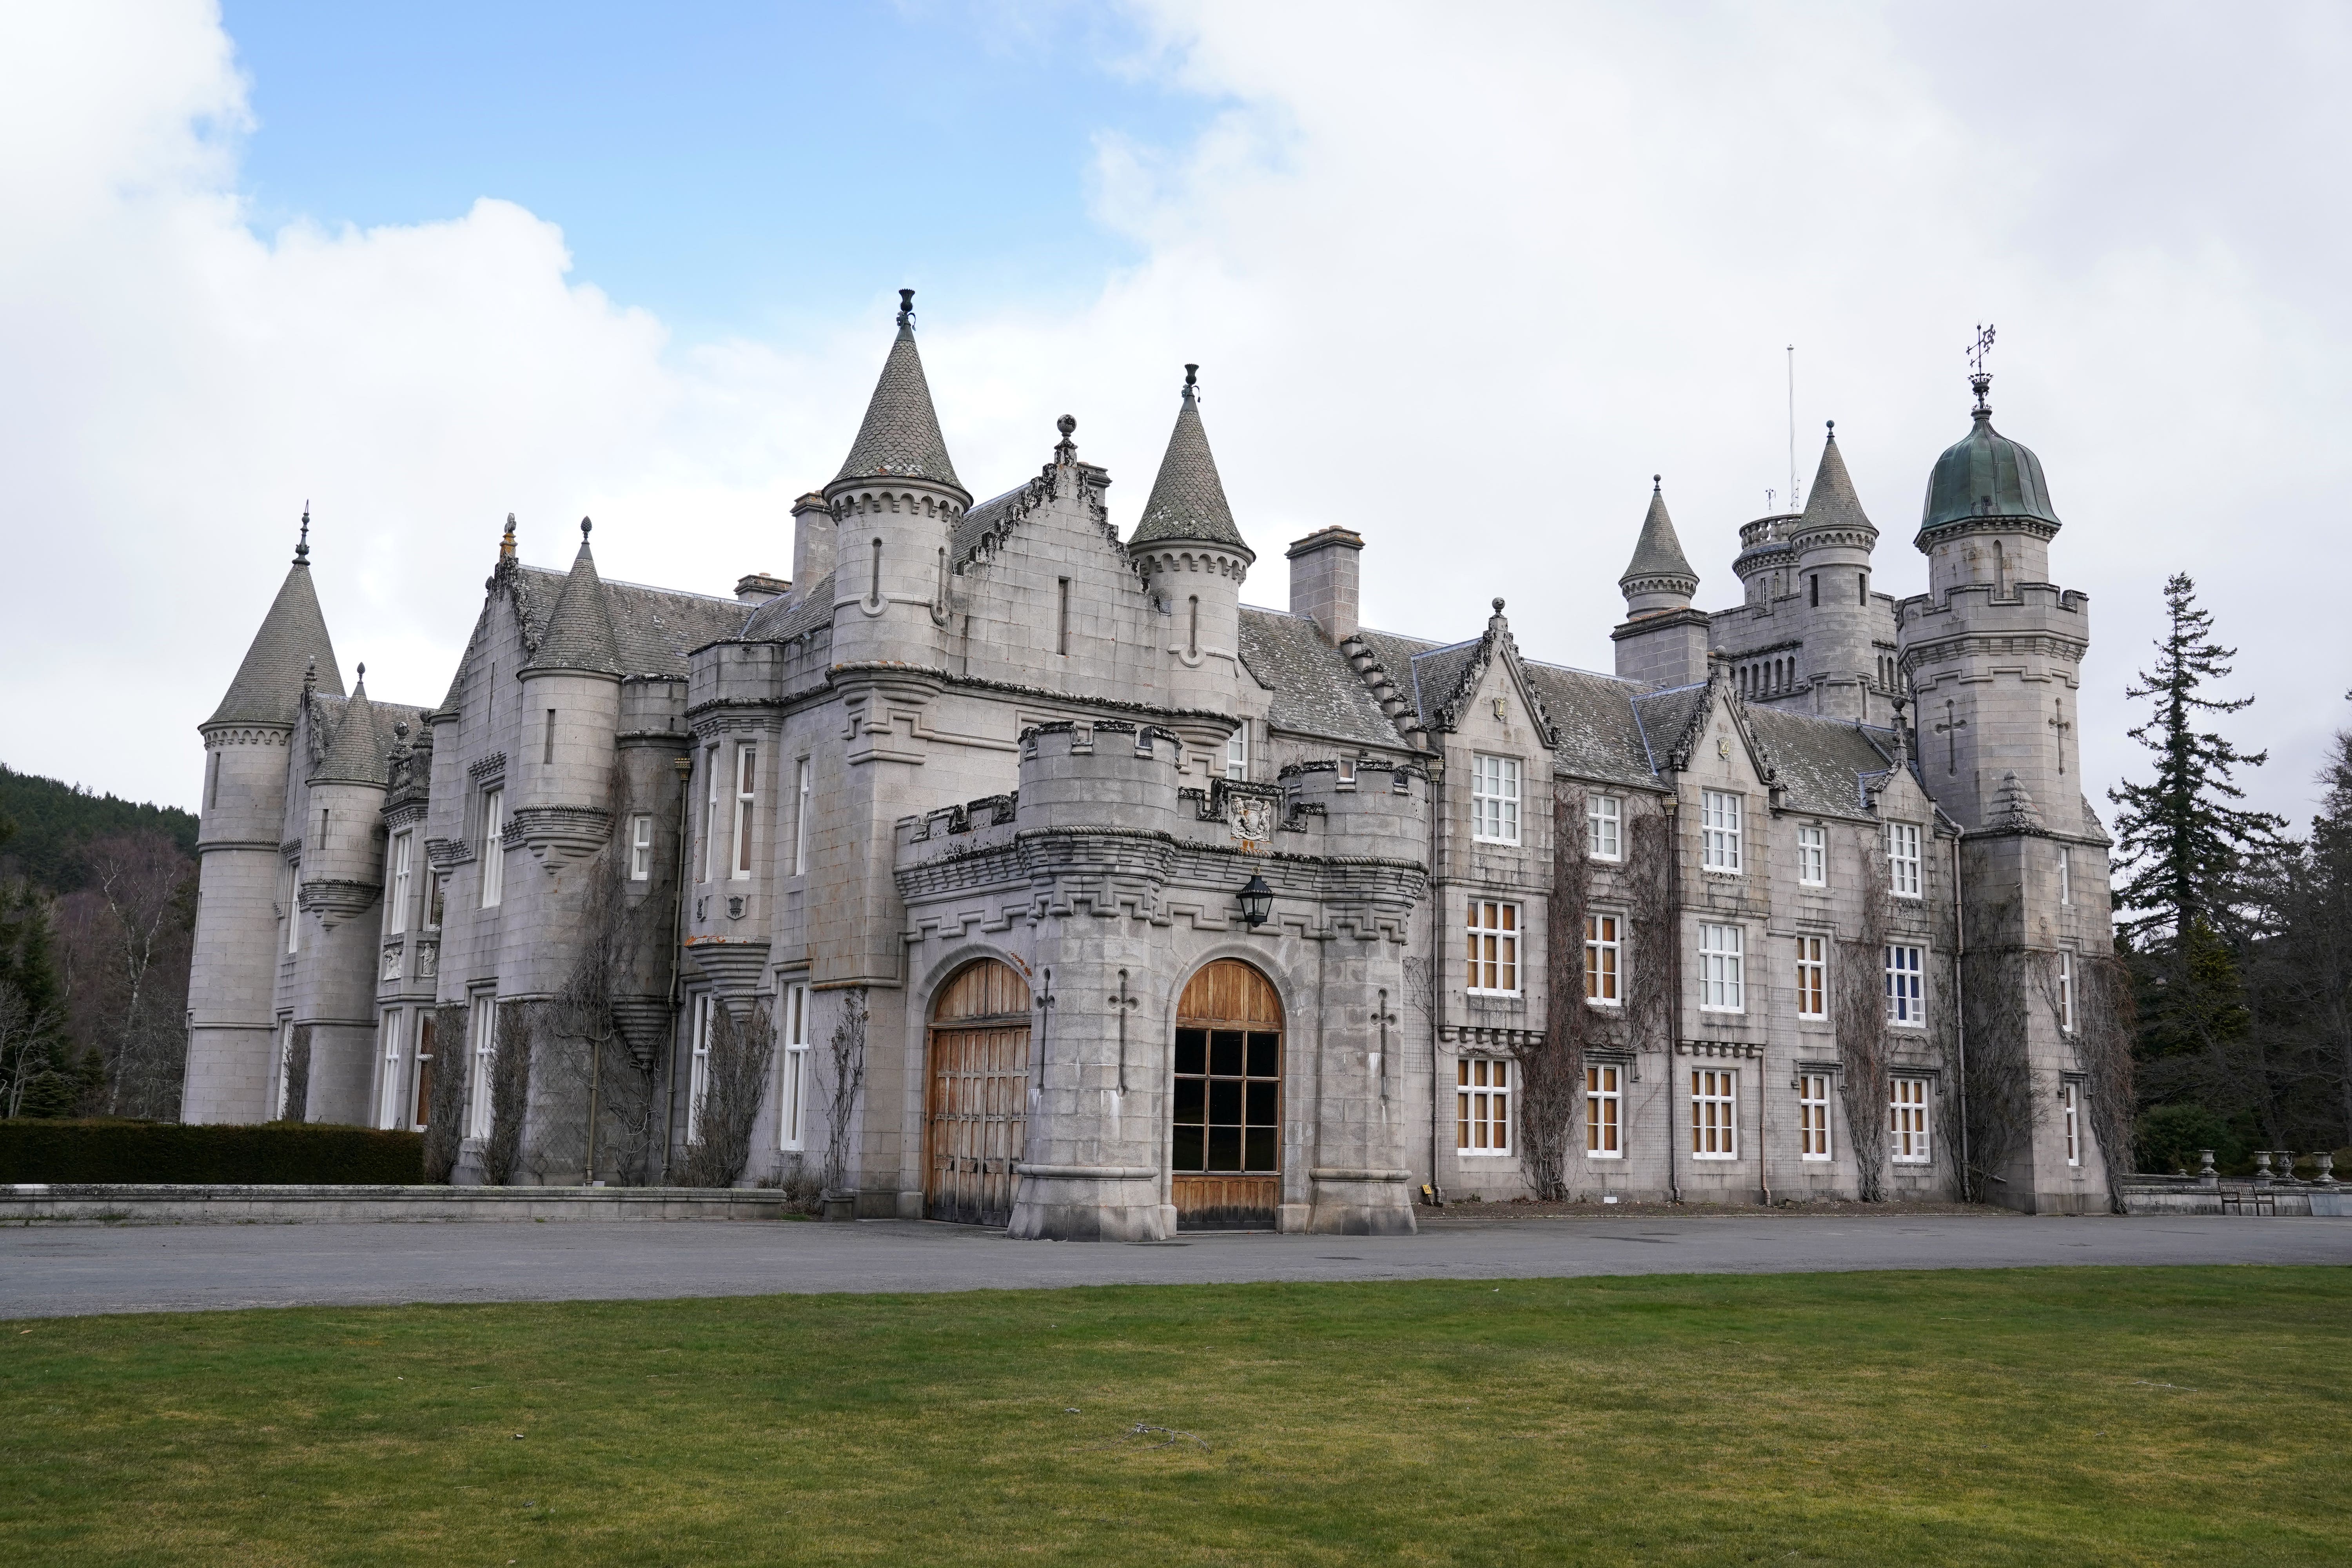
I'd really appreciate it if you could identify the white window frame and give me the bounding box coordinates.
[385,831,412,937]
[1795,934,1828,1020]
[686,994,716,1144]
[1456,1057,1511,1154]
[1584,1063,1622,1158]
[1890,1077,1931,1163]
[2058,951,2076,1034]
[479,788,505,909]
[1887,822,1923,900]
[1584,912,1621,1007]
[1798,1071,1833,1160]
[1225,724,1249,782]
[2059,846,2073,906]
[467,993,497,1140]
[1465,899,1521,995]
[1884,944,1926,1028]
[282,859,299,954]
[629,814,653,881]
[779,982,811,1152]
[793,758,812,876]
[731,743,757,880]
[1470,754,1521,846]
[1796,822,1826,887]
[1691,1068,1738,1159]
[274,1017,294,1117]
[1698,922,1745,1013]
[1701,790,1743,873]
[1587,794,1622,861]
[377,1009,405,1130]
[2062,1081,2082,1167]
[410,1009,436,1132]
[423,869,444,931]
[699,744,719,884]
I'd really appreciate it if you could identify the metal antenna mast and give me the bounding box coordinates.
[1786,344,1798,512]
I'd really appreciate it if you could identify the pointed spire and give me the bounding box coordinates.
[1130,364,1252,557]
[832,289,963,492]
[312,664,390,786]
[1795,421,1875,535]
[525,517,622,676]
[206,524,345,728]
[1618,475,1699,602]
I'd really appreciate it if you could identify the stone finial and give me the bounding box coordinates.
[501,514,518,561]
[294,505,311,564]
[581,516,593,540]
[1054,414,1077,466]
[302,656,317,698]
[897,287,915,326]
[1183,363,1199,402]
[1889,696,1911,767]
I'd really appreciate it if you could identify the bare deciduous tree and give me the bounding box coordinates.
[677,1000,775,1189]
[820,988,868,1200]
[53,831,193,1118]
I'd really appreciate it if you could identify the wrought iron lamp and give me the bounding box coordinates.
[1237,873,1274,928]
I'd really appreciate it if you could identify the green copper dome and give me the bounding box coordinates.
[1920,385,2060,535]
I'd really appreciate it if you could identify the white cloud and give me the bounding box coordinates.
[1,0,2344,829]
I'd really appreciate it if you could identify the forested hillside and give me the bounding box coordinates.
[0,763,197,894]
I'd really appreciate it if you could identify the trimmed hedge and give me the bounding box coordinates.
[0,1119,425,1185]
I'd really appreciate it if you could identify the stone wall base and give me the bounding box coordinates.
[2,1183,799,1225]
[1007,1170,1169,1241]
[1307,1170,1418,1235]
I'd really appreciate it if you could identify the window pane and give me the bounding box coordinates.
[1245,1081,1278,1124]
[1175,1028,1207,1076]
[1172,1123,1205,1171]
[1173,1078,1205,1124]
[1209,1030,1245,1077]
[1209,1080,1243,1125]
[1207,1126,1243,1171]
[1244,1127,1278,1171]
[1246,1032,1279,1077]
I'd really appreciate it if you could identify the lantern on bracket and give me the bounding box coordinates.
[1237,873,1274,929]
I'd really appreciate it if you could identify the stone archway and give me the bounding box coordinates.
[925,959,1031,1226]
[1171,958,1283,1230]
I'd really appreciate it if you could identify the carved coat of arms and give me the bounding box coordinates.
[1231,797,1274,848]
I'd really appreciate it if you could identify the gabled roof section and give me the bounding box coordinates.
[207,539,343,727]
[307,680,428,788]
[833,291,961,491]
[739,569,837,644]
[1628,682,1710,775]
[524,526,622,676]
[1129,366,1251,557]
[1742,708,1902,818]
[1519,663,1657,789]
[1238,608,1405,749]
[1794,423,1874,535]
[1419,601,1559,746]
[511,565,747,679]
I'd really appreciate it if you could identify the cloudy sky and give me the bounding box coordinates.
[3,1,2345,828]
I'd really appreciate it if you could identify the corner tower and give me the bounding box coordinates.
[1785,423,1887,722]
[184,517,344,1123]
[1611,477,1710,688]
[1129,364,1254,771]
[825,290,971,670]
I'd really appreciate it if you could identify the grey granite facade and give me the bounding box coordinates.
[183,307,2116,1227]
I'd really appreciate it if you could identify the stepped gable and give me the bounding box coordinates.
[739,569,837,643]
[512,565,747,677]
[525,525,623,676]
[834,290,961,490]
[1129,366,1250,555]
[209,524,343,727]
[1236,607,1402,749]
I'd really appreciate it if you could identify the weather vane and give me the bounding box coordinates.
[1969,323,1996,413]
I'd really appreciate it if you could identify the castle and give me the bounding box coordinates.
[181,292,2116,1233]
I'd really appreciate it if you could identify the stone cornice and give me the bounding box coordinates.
[1913,514,2061,553]
[200,723,292,747]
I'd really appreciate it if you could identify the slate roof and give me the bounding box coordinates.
[739,569,836,644]
[308,687,428,788]
[1744,707,1902,817]
[1619,483,1699,586]
[525,533,623,676]
[1237,608,1403,748]
[1129,375,1250,555]
[1520,662,1658,789]
[512,566,748,679]
[1795,427,1875,535]
[208,558,343,726]
[834,311,962,491]
[1628,683,1710,775]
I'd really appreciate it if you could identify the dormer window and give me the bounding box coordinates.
[1887,822,1922,899]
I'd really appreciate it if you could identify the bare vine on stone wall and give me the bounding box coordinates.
[421,1001,469,1182]
[820,988,868,1198]
[1958,897,2038,1204]
[279,1024,312,1123]
[2077,954,2138,1209]
[1836,852,1892,1201]
[482,999,533,1186]
[1517,788,1587,1201]
[1626,810,1677,1058]
[677,1000,775,1189]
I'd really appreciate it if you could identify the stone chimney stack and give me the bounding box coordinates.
[1286,526,1363,643]
[733,572,790,606]
[790,493,833,605]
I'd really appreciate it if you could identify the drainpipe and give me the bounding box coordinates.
[1428,752,1446,1203]
[1951,826,1970,1201]
[660,750,693,1184]
[1757,1034,1771,1207]
[1663,794,1682,1206]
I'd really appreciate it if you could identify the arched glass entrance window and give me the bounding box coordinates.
[1171,958,1282,1230]
[926,959,1031,1227]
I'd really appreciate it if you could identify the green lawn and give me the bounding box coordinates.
[3,1267,2345,1566]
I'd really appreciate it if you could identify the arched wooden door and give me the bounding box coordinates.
[926,960,1032,1226]
[1171,959,1283,1230]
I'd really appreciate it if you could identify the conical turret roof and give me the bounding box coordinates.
[207,521,344,727]
[1130,366,1251,556]
[1920,379,2060,535]
[1794,423,1875,535]
[1619,478,1698,589]
[526,523,622,676]
[312,669,389,786]
[833,291,962,492]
